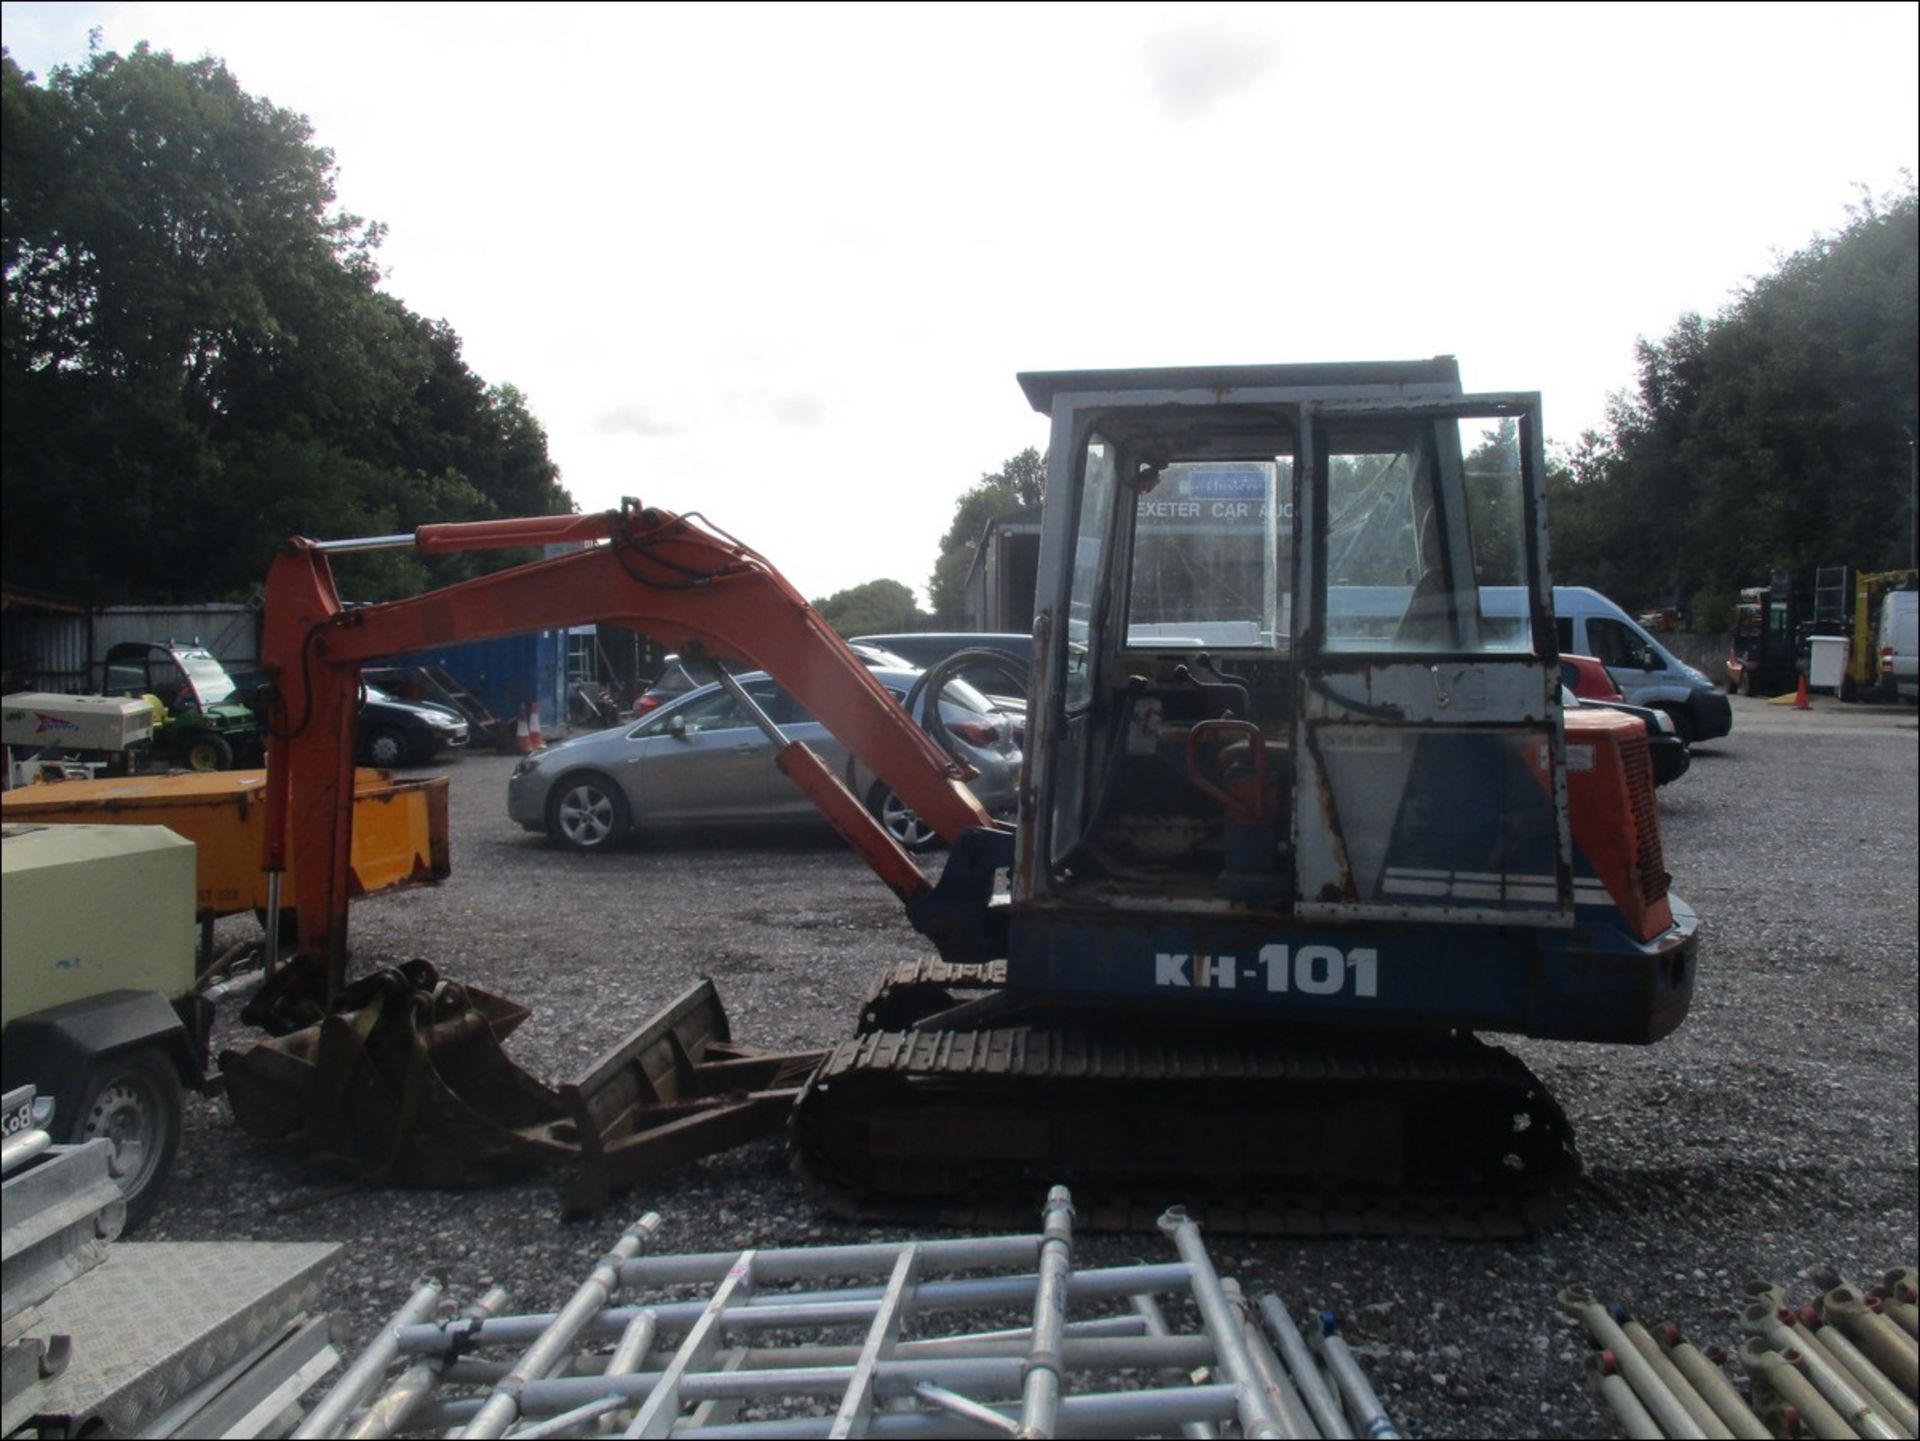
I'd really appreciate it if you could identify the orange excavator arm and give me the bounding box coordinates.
[259,504,1004,999]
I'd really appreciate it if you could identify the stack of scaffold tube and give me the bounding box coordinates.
[286,1188,1404,1440]
[1565,1267,1919,1439]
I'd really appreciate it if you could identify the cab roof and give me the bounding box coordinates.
[1016,358,1463,415]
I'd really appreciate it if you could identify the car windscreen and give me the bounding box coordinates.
[178,650,237,704]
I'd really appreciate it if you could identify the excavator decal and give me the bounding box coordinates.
[1153,947,1381,995]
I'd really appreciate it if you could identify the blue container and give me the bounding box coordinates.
[376,633,561,727]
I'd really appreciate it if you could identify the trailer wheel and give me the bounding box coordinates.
[66,1049,184,1229]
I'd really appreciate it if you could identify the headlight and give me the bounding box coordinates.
[511,756,540,779]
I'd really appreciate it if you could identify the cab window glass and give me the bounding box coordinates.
[178,651,235,704]
[1323,419,1453,650]
[1587,618,1642,668]
[1127,459,1291,651]
[105,660,147,693]
[758,685,811,727]
[1556,617,1574,653]
[661,689,747,733]
[1065,434,1117,711]
[1322,415,1532,653]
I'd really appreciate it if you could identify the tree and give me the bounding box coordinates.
[0,44,571,604]
[1546,181,1917,615]
[811,578,926,637]
[927,447,1045,621]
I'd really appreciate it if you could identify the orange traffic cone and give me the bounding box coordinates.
[527,701,545,750]
[1793,673,1810,710]
[514,706,532,752]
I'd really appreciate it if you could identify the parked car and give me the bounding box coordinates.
[1562,685,1690,788]
[508,666,1020,853]
[228,671,470,766]
[634,643,915,715]
[363,663,515,750]
[357,682,471,765]
[1560,655,1624,702]
[849,633,1033,708]
[632,656,707,715]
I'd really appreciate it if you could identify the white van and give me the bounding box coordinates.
[1481,586,1733,742]
[1878,590,1918,702]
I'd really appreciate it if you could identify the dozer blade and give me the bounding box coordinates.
[220,969,821,1205]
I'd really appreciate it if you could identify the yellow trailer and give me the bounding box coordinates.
[0,768,449,917]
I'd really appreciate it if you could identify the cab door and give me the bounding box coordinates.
[1292,400,1572,925]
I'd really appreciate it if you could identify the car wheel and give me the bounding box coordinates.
[65,1050,184,1230]
[868,781,939,852]
[184,732,234,772]
[548,773,630,852]
[363,726,409,768]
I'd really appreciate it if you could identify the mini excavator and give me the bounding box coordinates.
[224,361,1697,1234]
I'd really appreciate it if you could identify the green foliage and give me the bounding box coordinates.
[927,447,1045,621]
[1463,418,1526,585]
[812,578,926,638]
[1547,181,1918,617]
[0,44,571,604]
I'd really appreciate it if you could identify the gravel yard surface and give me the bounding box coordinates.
[146,694,1919,1438]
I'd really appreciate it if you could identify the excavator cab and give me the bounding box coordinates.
[1002,362,1692,1046]
[789,363,1699,1231]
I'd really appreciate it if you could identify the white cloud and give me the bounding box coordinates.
[1144,24,1277,119]
[594,406,685,439]
[1,0,1914,603]
[765,394,827,428]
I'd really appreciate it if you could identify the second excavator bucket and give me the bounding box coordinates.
[558,978,824,1214]
[220,970,822,1207]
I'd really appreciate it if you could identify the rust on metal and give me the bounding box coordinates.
[1300,723,1359,903]
[221,971,819,1210]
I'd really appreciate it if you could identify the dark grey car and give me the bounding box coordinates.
[507,666,1019,852]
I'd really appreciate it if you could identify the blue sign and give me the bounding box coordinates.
[1188,467,1268,500]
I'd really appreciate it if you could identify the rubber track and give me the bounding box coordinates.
[791,1015,1580,1238]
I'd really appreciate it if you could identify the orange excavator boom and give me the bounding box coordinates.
[259,503,1002,999]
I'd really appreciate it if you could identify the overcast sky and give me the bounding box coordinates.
[3,2,1916,604]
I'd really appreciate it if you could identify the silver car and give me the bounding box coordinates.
[507,666,1020,853]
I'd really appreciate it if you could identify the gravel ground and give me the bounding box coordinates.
[143,693,1919,1438]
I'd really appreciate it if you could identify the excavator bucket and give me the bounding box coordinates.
[558,980,825,1213]
[220,970,823,1205]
